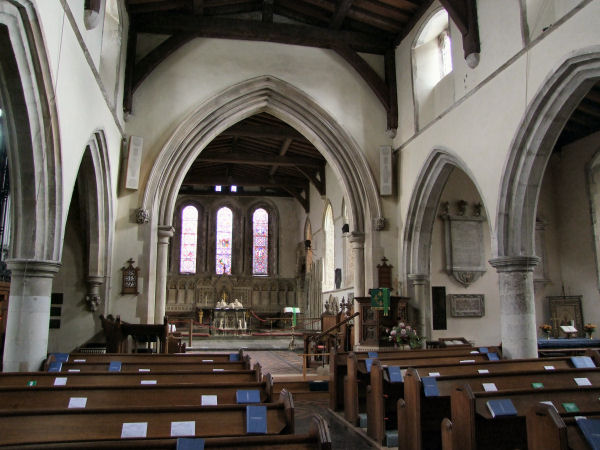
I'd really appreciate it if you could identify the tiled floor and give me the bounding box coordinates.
[190,339,382,449]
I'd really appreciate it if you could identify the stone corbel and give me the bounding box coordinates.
[86,275,104,311]
[136,208,150,224]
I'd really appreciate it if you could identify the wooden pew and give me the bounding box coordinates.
[526,403,600,450]
[54,350,245,364]
[0,375,274,412]
[342,351,493,426]
[52,360,250,373]
[0,363,262,388]
[0,389,295,447]
[101,315,169,354]
[365,359,404,445]
[402,364,600,450]
[328,345,499,410]
[444,384,600,450]
[0,413,332,449]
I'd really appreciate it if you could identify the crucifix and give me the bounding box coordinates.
[550,314,560,338]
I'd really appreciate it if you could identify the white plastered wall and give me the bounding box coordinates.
[396,0,600,260]
[429,168,500,345]
[116,39,392,322]
[31,1,124,342]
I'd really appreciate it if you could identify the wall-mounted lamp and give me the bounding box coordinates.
[304,240,312,250]
[342,223,349,233]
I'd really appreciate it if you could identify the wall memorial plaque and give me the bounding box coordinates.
[441,201,486,287]
[449,294,485,317]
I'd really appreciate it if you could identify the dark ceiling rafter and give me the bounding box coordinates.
[122,0,415,126]
[438,0,480,65]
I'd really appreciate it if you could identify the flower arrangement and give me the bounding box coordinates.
[384,322,424,349]
[584,323,596,333]
[539,324,552,333]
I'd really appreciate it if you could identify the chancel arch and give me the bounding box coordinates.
[142,76,383,323]
[0,0,62,371]
[495,47,600,358]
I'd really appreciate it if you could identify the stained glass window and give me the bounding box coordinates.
[252,208,269,275]
[179,205,198,274]
[216,207,233,274]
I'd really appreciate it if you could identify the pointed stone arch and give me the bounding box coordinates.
[403,149,486,278]
[75,131,114,312]
[0,0,62,262]
[403,148,488,338]
[497,47,600,258]
[0,0,62,371]
[142,76,382,322]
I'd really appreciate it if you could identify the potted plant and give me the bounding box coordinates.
[539,323,552,339]
[584,323,596,339]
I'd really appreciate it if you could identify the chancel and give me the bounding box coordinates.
[0,0,599,448]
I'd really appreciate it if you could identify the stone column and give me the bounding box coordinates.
[349,232,365,297]
[3,259,61,372]
[349,232,365,348]
[489,256,540,359]
[155,226,174,324]
[407,273,429,343]
[85,275,104,311]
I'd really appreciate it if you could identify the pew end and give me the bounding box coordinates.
[309,414,333,450]
[441,418,454,450]
[397,398,408,450]
[278,388,295,434]
[526,403,568,450]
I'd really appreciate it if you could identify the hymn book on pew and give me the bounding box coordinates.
[486,399,517,417]
[236,390,261,403]
[177,438,205,450]
[246,405,267,434]
[422,377,440,397]
[388,366,403,383]
[576,418,600,450]
[571,356,596,368]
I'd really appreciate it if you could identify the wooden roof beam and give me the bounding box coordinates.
[183,175,308,189]
[330,0,354,29]
[200,151,324,168]
[132,14,391,53]
[438,0,480,67]
[270,137,293,176]
[262,0,273,23]
[281,185,310,212]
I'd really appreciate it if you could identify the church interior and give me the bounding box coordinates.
[0,0,600,448]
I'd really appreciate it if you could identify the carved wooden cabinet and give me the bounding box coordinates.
[355,296,409,346]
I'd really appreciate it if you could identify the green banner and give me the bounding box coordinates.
[370,288,391,316]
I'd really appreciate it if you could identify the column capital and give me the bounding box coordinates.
[407,273,429,285]
[157,225,175,240]
[348,232,365,246]
[5,259,61,278]
[489,256,540,272]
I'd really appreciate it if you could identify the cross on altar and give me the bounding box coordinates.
[550,314,560,338]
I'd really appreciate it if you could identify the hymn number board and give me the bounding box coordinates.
[121,259,140,295]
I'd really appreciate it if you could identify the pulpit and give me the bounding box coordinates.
[355,296,411,347]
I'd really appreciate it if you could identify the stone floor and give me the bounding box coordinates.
[190,338,384,449]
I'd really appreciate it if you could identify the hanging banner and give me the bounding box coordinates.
[370,288,391,316]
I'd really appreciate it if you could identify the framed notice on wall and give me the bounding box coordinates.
[449,294,485,317]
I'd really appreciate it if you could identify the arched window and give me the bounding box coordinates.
[252,208,269,275]
[412,9,454,129]
[323,204,334,290]
[179,205,198,274]
[216,207,233,275]
[84,0,103,29]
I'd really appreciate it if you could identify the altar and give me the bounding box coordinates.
[210,297,248,334]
